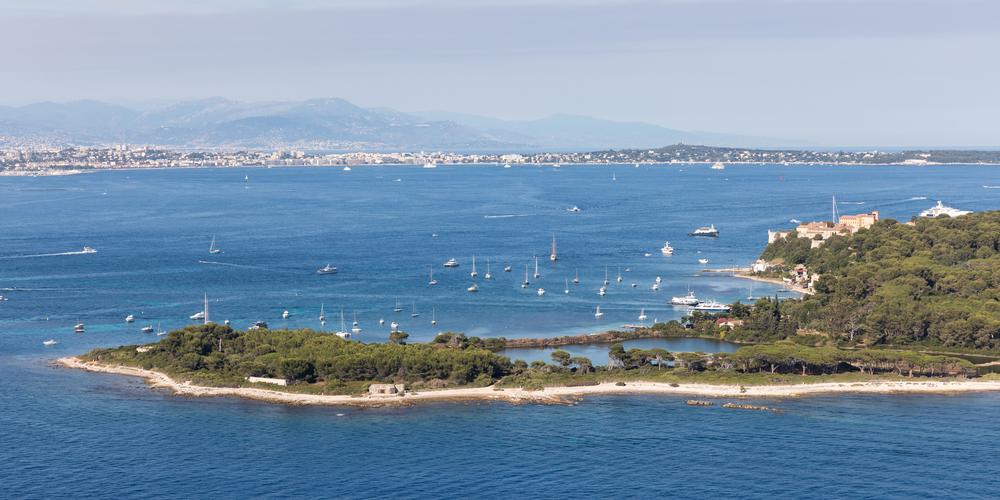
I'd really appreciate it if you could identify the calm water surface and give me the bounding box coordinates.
[3,164,1000,497]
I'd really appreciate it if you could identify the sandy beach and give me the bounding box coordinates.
[57,356,1000,408]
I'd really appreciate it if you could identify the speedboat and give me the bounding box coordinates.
[920,200,971,218]
[74,323,85,333]
[317,264,338,274]
[443,258,459,268]
[423,162,437,169]
[249,320,269,330]
[503,163,512,169]
[698,258,709,265]
[689,225,719,237]
[567,206,581,213]
[467,283,479,293]
[655,276,662,284]
[379,318,385,325]
[43,339,58,346]
[390,320,399,330]
[711,162,726,170]
[125,314,135,323]
[81,246,97,254]
[661,241,674,255]
[693,300,730,313]
[503,265,512,272]
[141,325,154,333]
[671,290,700,306]
[282,310,290,319]
[651,283,659,291]
[537,288,545,296]
[190,311,206,321]
[343,166,352,171]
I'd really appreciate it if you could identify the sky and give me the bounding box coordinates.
[1,0,998,147]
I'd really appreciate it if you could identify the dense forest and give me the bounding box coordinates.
[753,210,1000,349]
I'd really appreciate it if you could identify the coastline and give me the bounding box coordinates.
[57,356,1000,408]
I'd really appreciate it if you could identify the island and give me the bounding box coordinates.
[59,210,1000,406]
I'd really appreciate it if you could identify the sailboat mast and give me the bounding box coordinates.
[203,293,209,325]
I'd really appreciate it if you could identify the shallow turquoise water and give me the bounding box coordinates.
[3,163,1000,497]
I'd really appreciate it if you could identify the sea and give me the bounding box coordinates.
[3,163,1000,497]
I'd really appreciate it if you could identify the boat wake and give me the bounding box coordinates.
[838,201,865,205]
[197,260,269,270]
[984,185,1000,189]
[483,214,531,219]
[908,196,928,200]
[0,250,95,260]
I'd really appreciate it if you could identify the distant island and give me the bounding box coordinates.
[6,143,1000,176]
[59,209,1000,406]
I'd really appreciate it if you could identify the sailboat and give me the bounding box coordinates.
[411,304,420,318]
[599,286,606,296]
[431,308,437,326]
[352,312,361,334]
[319,303,326,323]
[594,305,604,319]
[603,266,610,286]
[522,265,530,288]
[549,234,557,262]
[747,283,756,301]
[208,235,221,254]
[335,310,351,338]
[533,256,540,279]
[394,298,403,313]
[503,265,512,272]
[617,266,623,283]
[612,172,617,181]
[429,267,438,286]
[638,308,647,321]
[470,255,478,278]
[564,278,570,294]
[155,322,166,336]
[484,258,493,279]
[125,314,135,323]
[573,268,580,284]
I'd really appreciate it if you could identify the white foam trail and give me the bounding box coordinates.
[197,260,269,270]
[0,250,95,260]
[984,185,1000,189]
[483,214,531,219]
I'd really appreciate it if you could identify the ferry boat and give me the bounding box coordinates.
[689,224,719,237]
[920,200,971,218]
[692,300,730,313]
[43,339,59,346]
[661,241,674,255]
[208,235,221,254]
[141,325,154,333]
[316,264,338,274]
[671,290,700,306]
[81,246,97,254]
[711,162,726,170]
[443,258,459,268]
[125,314,135,323]
[74,323,85,333]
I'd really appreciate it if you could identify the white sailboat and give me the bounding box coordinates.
[537,288,545,296]
[431,307,437,326]
[429,267,438,286]
[484,258,493,280]
[43,339,59,346]
[638,308,647,322]
[352,312,361,334]
[470,255,478,278]
[616,266,623,283]
[394,298,403,313]
[155,322,166,336]
[573,268,580,284]
[208,235,221,254]
[336,310,351,338]
[564,278,570,294]
[319,303,326,323]
[522,265,530,288]
[411,304,420,317]
[533,256,541,279]
[549,234,557,262]
[594,305,604,319]
[603,266,610,286]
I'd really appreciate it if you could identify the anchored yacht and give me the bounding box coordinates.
[920,201,971,218]
[689,225,719,237]
[671,290,700,306]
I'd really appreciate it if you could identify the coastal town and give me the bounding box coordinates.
[4,143,1000,175]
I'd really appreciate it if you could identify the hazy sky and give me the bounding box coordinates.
[1,0,998,146]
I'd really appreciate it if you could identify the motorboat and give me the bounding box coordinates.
[503,265,512,272]
[661,241,674,255]
[567,205,581,213]
[141,325,154,333]
[689,225,719,237]
[467,283,479,293]
[249,320,268,330]
[599,286,607,296]
[443,258,460,268]
[423,162,437,169]
[43,339,58,346]
[671,290,700,306]
[74,323,85,333]
[81,246,97,254]
[317,264,338,275]
[282,310,290,319]
[125,314,135,323]
[698,258,709,265]
[651,282,659,291]
[711,162,726,170]
[537,288,545,296]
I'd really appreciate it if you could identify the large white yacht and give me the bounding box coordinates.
[689,225,719,237]
[920,201,971,218]
[671,290,700,306]
[660,241,674,255]
[692,300,730,313]
[443,258,460,268]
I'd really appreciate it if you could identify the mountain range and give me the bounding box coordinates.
[0,98,796,151]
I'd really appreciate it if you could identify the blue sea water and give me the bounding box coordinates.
[3,163,1000,498]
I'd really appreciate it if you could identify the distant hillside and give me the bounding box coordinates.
[0,98,798,151]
